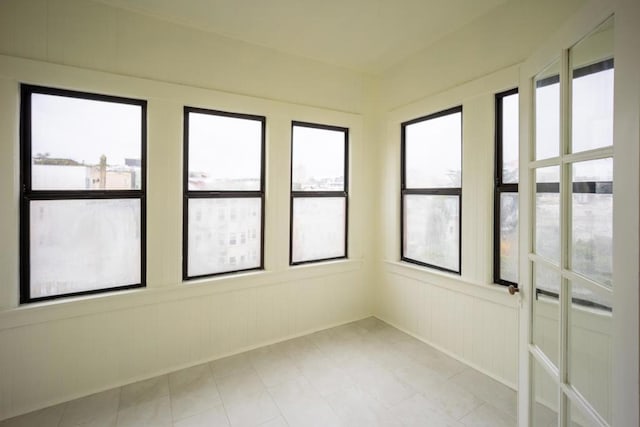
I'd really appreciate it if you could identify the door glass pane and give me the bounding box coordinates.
[535,60,561,160]
[532,357,558,427]
[499,193,519,283]
[30,199,141,298]
[187,112,262,191]
[292,197,346,263]
[535,167,560,264]
[532,262,560,367]
[571,17,614,153]
[501,92,519,184]
[569,280,613,425]
[188,198,262,277]
[404,110,462,188]
[571,158,613,287]
[403,194,460,271]
[31,93,143,191]
[292,125,346,191]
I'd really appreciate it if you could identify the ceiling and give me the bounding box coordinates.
[97,0,509,74]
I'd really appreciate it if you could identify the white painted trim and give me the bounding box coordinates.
[529,157,562,169]
[518,2,638,426]
[376,314,518,391]
[0,259,363,330]
[384,260,518,308]
[611,0,640,425]
[2,314,373,421]
[387,64,520,124]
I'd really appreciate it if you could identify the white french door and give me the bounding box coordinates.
[519,12,620,427]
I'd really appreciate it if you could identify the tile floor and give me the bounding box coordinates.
[0,317,517,427]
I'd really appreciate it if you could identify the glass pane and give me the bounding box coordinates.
[532,357,558,427]
[535,167,560,264]
[187,112,262,191]
[403,194,460,272]
[291,197,346,263]
[569,280,612,425]
[571,17,614,153]
[291,125,346,191]
[499,193,519,283]
[187,198,262,277]
[31,93,143,190]
[30,199,141,298]
[571,158,613,287]
[535,60,560,160]
[501,92,519,184]
[404,110,462,188]
[532,262,560,367]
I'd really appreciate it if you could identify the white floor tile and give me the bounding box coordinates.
[251,357,302,388]
[421,380,483,420]
[223,389,280,427]
[169,364,222,421]
[0,404,65,427]
[459,402,517,427]
[391,394,464,427]
[347,360,415,407]
[172,404,230,427]
[298,356,355,396]
[325,384,402,427]
[257,416,288,427]
[59,388,120,427]
[451,369,517,418]
[210,354,252,380]
[119,375,169,410]
[268,376,341,427]
[216,368,264,402]
[7,318,518,427]
[116,395,172,427]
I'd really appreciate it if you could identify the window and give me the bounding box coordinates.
[494,89,519,286]
[401,106,462,274]
[183,107,265,279]
[290,122,348,264]
[20,85,146,303]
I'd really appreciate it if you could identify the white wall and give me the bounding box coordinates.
[376,66,521,388]
[0,0,377,420]
[380,0,584,110]
[0,0,371,114]
[1,0,636,423]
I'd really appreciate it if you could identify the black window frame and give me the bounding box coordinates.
[494,88,519,287]
[400,106,463,275]
[182,106,266,280]
[20,84,147,304]
[289,121,349,266]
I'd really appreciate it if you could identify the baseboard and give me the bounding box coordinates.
[2,313,374,421]
[373,315,518,391]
